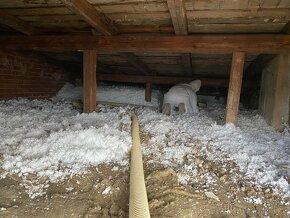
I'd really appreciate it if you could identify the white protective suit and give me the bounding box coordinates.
[163,80,201,114]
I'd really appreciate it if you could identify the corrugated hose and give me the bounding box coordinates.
[129,114,150,218]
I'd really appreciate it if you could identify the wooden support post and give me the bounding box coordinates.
[145,83,152,102]
[259,54,290,129]
[225,52,245,125]
[83,50,97,113]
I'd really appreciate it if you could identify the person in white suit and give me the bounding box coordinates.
[162,80,201,115]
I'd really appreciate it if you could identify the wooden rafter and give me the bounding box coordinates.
[167,0,192,75]
[119,52,152,75]
[0,9,41,35]
[61,0,116,36]
[1,34,290,53]
[62,0,153,76]
[281,21,290,34]
[167,0,188,35]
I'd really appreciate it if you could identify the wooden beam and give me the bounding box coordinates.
[83,50,97,113]
[167,0,188,35]
[167,0,192,75]
[225,52,245,125]
[96,73,255,88]
[145,83,152,102]
[0,10,41,35]
[119,52,152,75]
[281,21,290,34]
[61,0,116,36]
[1,35,290,53]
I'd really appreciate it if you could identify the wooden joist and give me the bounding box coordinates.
[61,0,116,36]
[0,10,42,35]
[225,52,245,125]
[281,21,290,34]
[167,0,192,75]
[167,0,188,35]
[1,34,290,53]
[96,73,254,88]
[119,52,152,75]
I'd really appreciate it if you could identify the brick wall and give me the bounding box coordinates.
[0,50,69,99]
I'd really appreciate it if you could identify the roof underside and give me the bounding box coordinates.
[0,0,289,79]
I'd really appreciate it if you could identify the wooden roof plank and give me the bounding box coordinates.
[0,10,42,35]
[186,9,290,19]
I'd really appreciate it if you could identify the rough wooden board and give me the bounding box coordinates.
[187,17,289,24]
[167,0,192,75]
[186,9,290,19]
[5,7,72,16]
[188,23,285,33]
[96,3,169,13]
[185,0,248,10]
[61,0,117,36]
[0,0,63,8]
[117,25,174,33]
[278,0,290,8]
[0,10,41,35]
[96,73,234,87]
[87,0,157,4]
[261,0,281,8]
[185,0,282,10]
[32,21,90,28]
[19,15,85,22]
[2,34,281,53]
[167,0,188,35]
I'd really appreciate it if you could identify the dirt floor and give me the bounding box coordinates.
[0,112,289,218]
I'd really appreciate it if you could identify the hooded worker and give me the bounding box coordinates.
[162,80,201,115]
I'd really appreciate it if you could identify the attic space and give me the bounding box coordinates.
[0,0,290,217]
